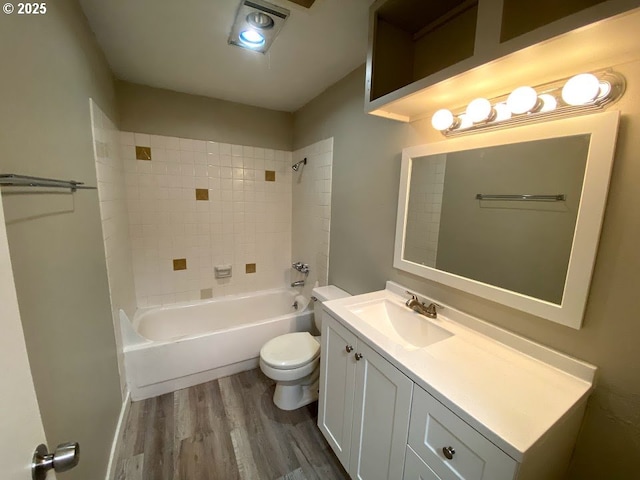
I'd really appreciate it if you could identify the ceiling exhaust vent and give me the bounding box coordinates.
[228,0,290,54]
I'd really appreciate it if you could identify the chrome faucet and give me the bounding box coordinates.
[292,262,310,274]
[405,291,442,319]
[291,262,309,287]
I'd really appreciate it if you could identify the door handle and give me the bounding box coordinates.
[32,442,80,480]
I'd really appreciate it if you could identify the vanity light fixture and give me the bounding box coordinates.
[432,69,625,136]
[228,0,290,54]
[431,109,458,131]
[506,86,541,115]
[466,98,494,123]
[561,73,601,106]
[539,94,557,112]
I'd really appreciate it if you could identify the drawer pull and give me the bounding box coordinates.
[345,345,354,353]
[355,353,363,361]
[442,446,456,460]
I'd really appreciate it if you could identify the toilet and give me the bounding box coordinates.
[259,285,350,410]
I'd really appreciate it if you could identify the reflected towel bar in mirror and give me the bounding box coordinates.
[0,174,97,192]
[475,194,566,201]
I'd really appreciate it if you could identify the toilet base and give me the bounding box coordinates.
[272,369,319,411]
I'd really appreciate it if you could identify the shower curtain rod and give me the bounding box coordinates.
[0,174,96,193]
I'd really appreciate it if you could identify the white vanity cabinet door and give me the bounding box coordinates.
[318,312,359,469]
[349,341,414,480]
[408,386,518,480]
[404,445,443,480]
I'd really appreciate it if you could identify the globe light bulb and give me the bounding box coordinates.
[561,73,600,106]
[539,94,557,112]
[431,109,456,131]
[507,86,540,114]
[494,102,512,122]
[458,114,473,130]
[466,98,494,123]
[598,81,612,99]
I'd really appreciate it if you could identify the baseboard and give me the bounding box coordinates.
[104,390,131,480]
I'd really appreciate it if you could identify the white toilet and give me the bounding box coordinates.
[259,285,350,410]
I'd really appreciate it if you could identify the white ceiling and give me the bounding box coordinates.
[79,0,374,112]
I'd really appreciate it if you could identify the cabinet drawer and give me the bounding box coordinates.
[408,387,517,480]
[404,445,442,480]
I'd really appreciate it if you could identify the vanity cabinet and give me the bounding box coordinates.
[318,312,413,479]
[405,386,517,480]
[366,0,640,121]
[319,287,594,480]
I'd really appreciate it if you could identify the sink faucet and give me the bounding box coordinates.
[405,291,442,319]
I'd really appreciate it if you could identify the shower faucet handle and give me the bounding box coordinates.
[292,262,309,274]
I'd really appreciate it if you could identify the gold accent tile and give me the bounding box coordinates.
[265,170,276,182]
[173,258,187,271]
[195,188,209,201]
[245,263,256,274]
[200,288,213,299]
[135,146,152,161]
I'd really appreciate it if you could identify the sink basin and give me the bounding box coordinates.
[347,299,452,351]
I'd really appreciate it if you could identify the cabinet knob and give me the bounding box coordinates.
[354,353,363,361]
[442,446,456,460]
[345,345,354,353]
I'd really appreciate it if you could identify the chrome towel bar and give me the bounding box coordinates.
[0,174,96,192]
[475,194,566,202]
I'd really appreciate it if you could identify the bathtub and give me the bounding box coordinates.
[120,288,314,400]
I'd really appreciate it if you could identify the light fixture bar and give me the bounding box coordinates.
[434,69,625,137]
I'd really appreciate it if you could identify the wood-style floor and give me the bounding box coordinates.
[113,369,349,480]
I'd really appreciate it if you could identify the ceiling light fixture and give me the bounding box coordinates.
[239,29,266,48]
[431,69,625,137]
[228,0,289,54]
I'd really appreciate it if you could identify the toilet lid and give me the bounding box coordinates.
[260,332,320,370]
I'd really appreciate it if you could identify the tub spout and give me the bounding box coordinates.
[291,280,305,287]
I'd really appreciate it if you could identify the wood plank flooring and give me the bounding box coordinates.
[113,369,349,480]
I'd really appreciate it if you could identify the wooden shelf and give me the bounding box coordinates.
[365,1,640,122]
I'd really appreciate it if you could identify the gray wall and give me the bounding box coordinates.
[116,80,293,150]
[293,63,640,479]
[0,1,122,479]
[436,137,588,304]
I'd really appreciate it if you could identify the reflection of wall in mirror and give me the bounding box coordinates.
[405,154,446,266]
[436,135,589,304]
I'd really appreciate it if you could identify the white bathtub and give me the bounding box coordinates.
[120,288,314,400]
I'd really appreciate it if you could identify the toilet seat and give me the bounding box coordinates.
[260,332,320,370]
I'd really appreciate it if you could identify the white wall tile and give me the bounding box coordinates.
[120,132,294,306]
[90,102,137,398]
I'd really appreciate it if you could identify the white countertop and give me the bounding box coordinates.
[323,282,596,462]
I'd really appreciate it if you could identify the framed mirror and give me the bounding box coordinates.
[394,111,620,329]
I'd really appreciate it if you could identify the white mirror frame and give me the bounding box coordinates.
[394,111,620,329]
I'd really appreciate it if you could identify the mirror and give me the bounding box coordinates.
[394,112,620,329]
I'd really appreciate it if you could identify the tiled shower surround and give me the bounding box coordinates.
[292,138,333,291]
[120,132,294,307]
[404,155,446,267]
[90,100,136,395]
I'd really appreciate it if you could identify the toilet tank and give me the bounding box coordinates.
[311,285,351,333]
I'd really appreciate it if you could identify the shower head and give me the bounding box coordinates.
[292,158,307,171]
